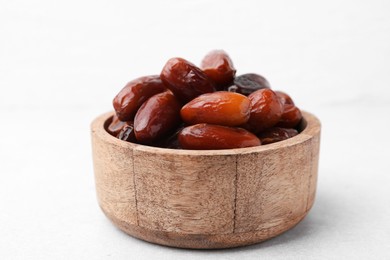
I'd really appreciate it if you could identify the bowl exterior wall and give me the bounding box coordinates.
[91,111,320,248]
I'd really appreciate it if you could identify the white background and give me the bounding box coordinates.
[1,0,390,259]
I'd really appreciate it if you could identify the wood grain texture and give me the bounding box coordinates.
[134,149,236,234]
[91,119,138,225]
[235,136,312,233]
[90,111,321,249]
[101,206,309,249]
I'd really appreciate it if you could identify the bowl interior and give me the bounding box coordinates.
[103,113,309,152]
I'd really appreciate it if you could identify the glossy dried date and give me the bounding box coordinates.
[107,114,127,136]
[245,89,283,133]
[160,58,216,103]
[178,124,261,150]
[275,90,295,106]
[134,91,181,144]
[201,50,236,89]
[113,75,166,121]
[231,73,270,95]
[276,104,302,128]
[258,127,298,144]
[181,91,250,126]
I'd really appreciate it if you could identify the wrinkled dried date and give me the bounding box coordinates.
[117,122,136,143]
[258,127,298,144]
[134,91,181,144]
[178,124,261,150]
[245,89,283,133]
[201,50,236,89]
[160,58,216,103]
[230,73,270,95]
[276,104,302,128]
[181,91,250,126]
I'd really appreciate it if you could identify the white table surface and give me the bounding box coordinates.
[1,0,390,259]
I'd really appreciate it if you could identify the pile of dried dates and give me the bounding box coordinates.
[108,50,302,149]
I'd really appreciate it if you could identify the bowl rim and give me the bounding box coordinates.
[91,110,321,156]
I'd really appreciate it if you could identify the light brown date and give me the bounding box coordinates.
[178,123,261,150]
[180,91,250,127]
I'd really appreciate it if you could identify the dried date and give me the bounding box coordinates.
[160,58,216,103]
[113,75,166,121]
[258,127,298,144]
[276,104,302,128]
[180,91,250,126]
[179,124,261,150]
[201,50,236,89]
[245,89,283,133]
[231,73,270,95]
[134,91,181,144]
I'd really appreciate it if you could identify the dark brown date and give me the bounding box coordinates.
[160,58,216,103]
[107,114,127,136]
[245,89,283,133]
[156,125,184,149]
[200,50,236,89]
[276,104,302,128]
[178,124,261,150]
[134,91,181,144]
[231,73,270,95]
[113,75,166,121]
[117,122,137,143]
[258,127,298,145]
[275,90,295,106]
[180,91,250,126]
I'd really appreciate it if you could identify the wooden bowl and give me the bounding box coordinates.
[91,111,321,249]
